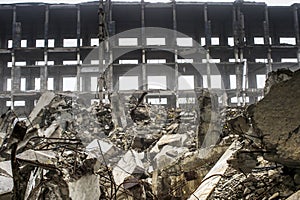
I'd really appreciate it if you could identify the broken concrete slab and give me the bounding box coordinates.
[250,69,300,168]
[188,140,242,200]
[112,150,145,185]
[0,175,13,195]
[156,134,188,148]
[38,122,60,138]
[264,68,293,95]
[16,149,57,166]
[286,190,300,200]
[68,174,101,200]
[153,145,188,169]
[27,91,56,126]
[86,139,122,165]
[0,161,12,177]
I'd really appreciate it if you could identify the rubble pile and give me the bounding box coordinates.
[0,91,204,199]
[1,69,300,199]
[109,103,197,152]
[0,92,102,199]
[204,69,300,200]
[210,156,297,200]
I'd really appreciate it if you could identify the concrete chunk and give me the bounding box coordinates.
[188,140,242,200]
[153,145,188,169]
[68,174,101,200]
[16,149,57,165]
[286,190,300,200]
[156,134,188,148]
[112,150,145,185]
[252,70,300,168]
[86,139,122,165]
[0,176,13,195]
[0,161,12,177]
[27,91,56,126]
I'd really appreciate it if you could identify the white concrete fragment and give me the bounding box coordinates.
[188,140,242,200]
[27,91,56,126]
[156,134,188,148]
[112,150,145,185]
[68,174,101,200]
[0,176,13,195]
[16,149,57,165]
[286,190,300,200]
[153,145,188,169]
[0,161,12,177]
[39,122,59,137]
[86,139,122,165]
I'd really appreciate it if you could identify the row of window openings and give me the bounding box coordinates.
[6,60,104,67]
[6,78,54,91]
[5,75,266,92]
[118,58,299,64]
[5,37,297,48]
[119,37,297,47]
[8,57,297,67]
[118,74,266,90]
[5,95,257,108]
[5,94,259,108]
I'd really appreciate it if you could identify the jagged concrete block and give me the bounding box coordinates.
[286,190,300,200]
[252,70,300,168]
[86,139,122,165]
[16,150,57,165]
[0,161,12,177]
[188,140,242,200]
[0,161,13,195]
[153,145,188,169]
[0,176,13,195]
[112,150,145,185]
[156,134,188,148]
[27,91,56,126]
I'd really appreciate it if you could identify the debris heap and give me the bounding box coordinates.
[1,69,300,199]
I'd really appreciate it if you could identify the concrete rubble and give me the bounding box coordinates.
[0,69,299,199]
[205,69,300,200]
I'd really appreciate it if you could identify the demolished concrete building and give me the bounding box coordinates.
[0,0,300,199]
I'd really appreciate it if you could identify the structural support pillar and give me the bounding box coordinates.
[293,6,300,69]
[41,5,49,92]
[204,4,211,89]
[76,4,81,92]
[141,0,147,91]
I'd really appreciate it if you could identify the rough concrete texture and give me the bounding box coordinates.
[27,91,56,126]
[251,69,300,168]
[197,89,220,148]
[68,174,101,200]
[112,150,145,185]
[286,190,300,200]
[0,175,13,195]
[153,145,188,169]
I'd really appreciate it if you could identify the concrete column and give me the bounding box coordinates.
[248,72,257,103]
[141,1,146,91]
[76,5,81,92]
[12,6,21,95]
[204,4,211,88]
[293,6,300,68]
[264,5,270,45]
[41,5,49,92]
[0,60,4,92]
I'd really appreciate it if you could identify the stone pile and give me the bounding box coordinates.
[1,68,300,200]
